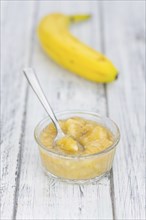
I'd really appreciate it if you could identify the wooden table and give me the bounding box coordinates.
[1,1,145,219]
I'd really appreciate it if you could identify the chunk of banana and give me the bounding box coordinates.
[40,117,113,155]
[56,136,79,153]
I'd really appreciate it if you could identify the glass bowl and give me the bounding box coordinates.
[34,111,120,184]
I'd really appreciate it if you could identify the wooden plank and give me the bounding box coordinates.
[102,1,145,219]
[1,1,37,219]
[15,1,113,220]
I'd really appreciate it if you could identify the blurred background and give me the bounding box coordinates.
[1,1,145,220]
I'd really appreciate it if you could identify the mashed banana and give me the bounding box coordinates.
[39,117,115,180]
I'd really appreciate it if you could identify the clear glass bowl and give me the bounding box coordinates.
[34,111,120,184]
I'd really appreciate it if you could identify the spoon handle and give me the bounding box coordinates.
[23,68,61,131]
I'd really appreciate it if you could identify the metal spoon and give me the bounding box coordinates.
[23,68,84,151]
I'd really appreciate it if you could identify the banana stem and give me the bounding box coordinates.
[69,14,91,23]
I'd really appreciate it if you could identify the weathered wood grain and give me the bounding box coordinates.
[1,1,37,219]
[15,1,113,220]
[102,1,145,219]
[1,0,145,220]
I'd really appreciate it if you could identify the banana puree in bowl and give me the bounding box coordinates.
[34,111,120,183]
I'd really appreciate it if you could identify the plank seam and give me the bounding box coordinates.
[12,2,39,219]
[98,1,116,220]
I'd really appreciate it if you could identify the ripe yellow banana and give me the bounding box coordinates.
[37,13,118,83]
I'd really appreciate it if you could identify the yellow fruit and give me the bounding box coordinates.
[65,117,86,139]
[37,13,118,83]
[56,136,78,153]
[79,126,107,145]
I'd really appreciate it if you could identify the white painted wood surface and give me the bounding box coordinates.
[1,1,36,219]
[1,1,145,220]
[103,2,145,219]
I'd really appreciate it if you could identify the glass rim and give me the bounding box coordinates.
[34,110,120,159]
